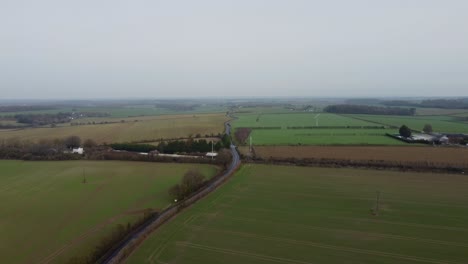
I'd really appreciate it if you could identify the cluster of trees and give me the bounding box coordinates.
[324,104,416,116]
[111,137,229,154]
[399,124,433,138]
[168,169,207,201]
[0,136,96,160]
[399,125,412,138]
[110,143,157,153]
[157,139,223,154]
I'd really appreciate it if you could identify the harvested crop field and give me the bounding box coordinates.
[245,146,468,167]
[126,164,468,264]
[0,113,229,144]
[0,160,219,264]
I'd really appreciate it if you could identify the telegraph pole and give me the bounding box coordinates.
[82,168,87,184]
[211,141,214,160]
[374,191,380,215]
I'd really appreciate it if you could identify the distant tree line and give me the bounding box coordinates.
[324,104,416,115]
[11,112,110,126]
[15,112,72,126]
[155,103,200,111]
[0,105,57,113]
[0,136,97,160]
[381,98,468,109]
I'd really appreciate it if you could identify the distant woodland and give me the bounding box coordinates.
[324,104,416,115]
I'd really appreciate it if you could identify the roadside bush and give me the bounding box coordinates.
[168,169,206,201]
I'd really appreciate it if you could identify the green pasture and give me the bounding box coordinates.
[233,112,377,128]
[127,164,468,264]
[0,160,219,264]
[232,112,468,145]
[248,128,404,145]
[347,114,468,133]
[233,113,403,145]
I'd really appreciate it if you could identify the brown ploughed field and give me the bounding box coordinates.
[246,146,468,167]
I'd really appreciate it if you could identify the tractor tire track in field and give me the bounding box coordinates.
[103,120,241,264]
[176,241,314,264]
[225,191,468,210]
[24,183,107,264]
[145,178,247,263]
[36,173,162,264]
[188,215,468,248]
[177,229,463,264]
[334,217,468,232]
[37,207,153,264]
[37,215,119,264]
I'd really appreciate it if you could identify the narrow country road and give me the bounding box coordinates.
[102,119,240,264]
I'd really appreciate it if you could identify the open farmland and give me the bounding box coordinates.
[243,146,468,168]
[245,128,404,145]
[0,105,226,118]
[347,114,468,133]
[232,113,404,145]
[414,108,468,116]
[126,164,468,264]
[0,113,229,144]
[0,160,219,264]
[233,112,377,127]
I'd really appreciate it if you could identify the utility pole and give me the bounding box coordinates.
[374,191,380,215]
[211,141,214,160]
[82,168,87,184]
[249,136,252,153]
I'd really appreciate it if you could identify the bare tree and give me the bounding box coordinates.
[64,135,81,149]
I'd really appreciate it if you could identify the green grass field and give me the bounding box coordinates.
[232,113,405,145]
[234,112,376,128]
[0,160,219,264]
[232,112,468,145]
[247,128,405,145]
[127,164,468,264]
[0,113,229,143]
[347,114,468,133]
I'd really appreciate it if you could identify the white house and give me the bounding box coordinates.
[72,147,84,154]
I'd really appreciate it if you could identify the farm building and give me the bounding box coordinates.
[72,147,84,154]
[206,152,218,158]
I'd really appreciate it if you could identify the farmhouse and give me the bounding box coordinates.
[72,147,84,154]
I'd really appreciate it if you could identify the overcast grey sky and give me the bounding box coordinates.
[1,0,467,99]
